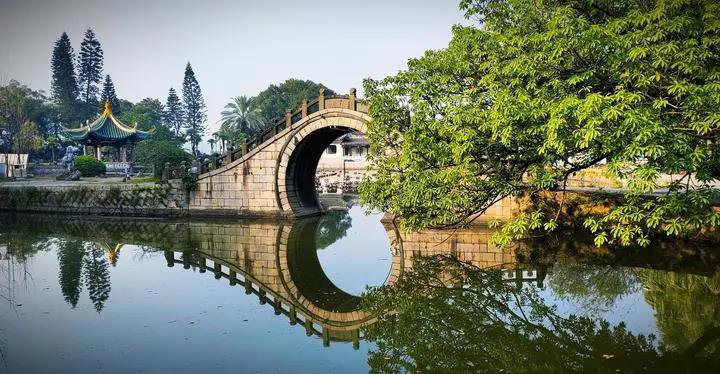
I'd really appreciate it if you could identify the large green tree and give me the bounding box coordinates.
[77,28,104,120]
[0,81,51,155]
[252,79,335,123]
[163,87,184,138]
[360,0,720,247]
[181,62,206,156]
[119,98,174,141]
[50,32,79,125]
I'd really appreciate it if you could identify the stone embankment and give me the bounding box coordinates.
[0,180,188,217]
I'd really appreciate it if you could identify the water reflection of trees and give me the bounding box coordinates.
[640,270,720,357]
[315,210,352,250]
[547,262,641,313]
[362,255,720,372]
[5,237,114,312]
[57,240,85,307]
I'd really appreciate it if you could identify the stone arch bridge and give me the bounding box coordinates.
[176,89,370,218]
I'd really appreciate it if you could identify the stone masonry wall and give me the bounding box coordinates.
[0,182,187,216]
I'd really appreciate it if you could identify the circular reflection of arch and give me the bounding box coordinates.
[274,110,370,215]
[163,216,404,347]
[276,216,404,336]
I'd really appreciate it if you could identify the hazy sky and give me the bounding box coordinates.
[0,0,466,151]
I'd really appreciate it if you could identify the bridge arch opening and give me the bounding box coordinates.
[285,126,354,211]
[281,123,367,215]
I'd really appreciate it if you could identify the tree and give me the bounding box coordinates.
[218,95,264,146]
[212,129,230,154]
[639,270,720,356]
[136,140,193,178]
[0,81,48,153]
[252,79,335,123]
[359,0,720,247]
[77,28,104,120]
[207,138,216,153]
[118,97,175,141]
[50,32,78,125]
[99,74,120,115]
[57,240,86,308]
[163,87,184,138]
[362,255,720,372]
[181,62,206,157]
[83,243,111,312]
[12,120,42,156]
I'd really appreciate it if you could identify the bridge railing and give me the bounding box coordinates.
[165,88,365,178]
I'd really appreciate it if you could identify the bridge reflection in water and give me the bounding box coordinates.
[1,211,537,348]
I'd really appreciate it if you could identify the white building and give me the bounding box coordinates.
[316,133,371,193]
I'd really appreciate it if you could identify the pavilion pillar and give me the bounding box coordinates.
[95,146,102,160]
[119,146,127,162]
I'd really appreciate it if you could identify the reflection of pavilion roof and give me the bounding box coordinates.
[61,100,151,145]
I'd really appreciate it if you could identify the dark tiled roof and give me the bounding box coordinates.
[62,100,151,145]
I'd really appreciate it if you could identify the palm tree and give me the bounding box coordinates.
[212,130,229,154]
[218,96,265,147]
[208,138,217,154]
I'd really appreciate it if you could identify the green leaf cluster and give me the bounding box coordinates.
[360,0,720,246]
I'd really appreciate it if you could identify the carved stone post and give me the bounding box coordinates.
[285,109,292,128]
[179,161,187,179]
[162,162,170,182]
[301,99,308,118]
[348,88,357,110]
[318,88,325,110]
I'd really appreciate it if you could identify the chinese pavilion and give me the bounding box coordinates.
[62,100,151,162]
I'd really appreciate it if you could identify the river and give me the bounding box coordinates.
[0,201,718,372]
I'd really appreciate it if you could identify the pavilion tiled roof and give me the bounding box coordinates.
[62,100,151,145]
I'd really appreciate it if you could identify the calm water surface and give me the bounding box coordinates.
[0,203,718,373]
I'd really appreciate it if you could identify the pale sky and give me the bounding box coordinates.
[0,0,467,152]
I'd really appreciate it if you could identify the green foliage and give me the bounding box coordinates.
[83,243,111,312]
[57,240,85,308]
[315,211,352,250]
[362,255,719,372]
[252,79,335,123]
[99,74,120,115]
[163,87,184,138]
[360,0,720,247]
[0,80,55,154]
[182,62,207,156]
[74,155,106,177]
[50,32,79,125]
[77,28,104,119]
[639,270,720,356]
[119,97,177,142]
[182,171,198,191]
[13,120,43,154]
[218,95,264,147]
[136,140,192,178]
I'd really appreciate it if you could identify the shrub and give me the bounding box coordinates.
[74,155,106,177]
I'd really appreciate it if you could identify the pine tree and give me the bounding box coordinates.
[57,240,85,308]
[77,28,104,120]
[163,87,184,138]
[99,74,120,114]
[181,62,206,156]
[50,32,79,125]
[83,243,111,313]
